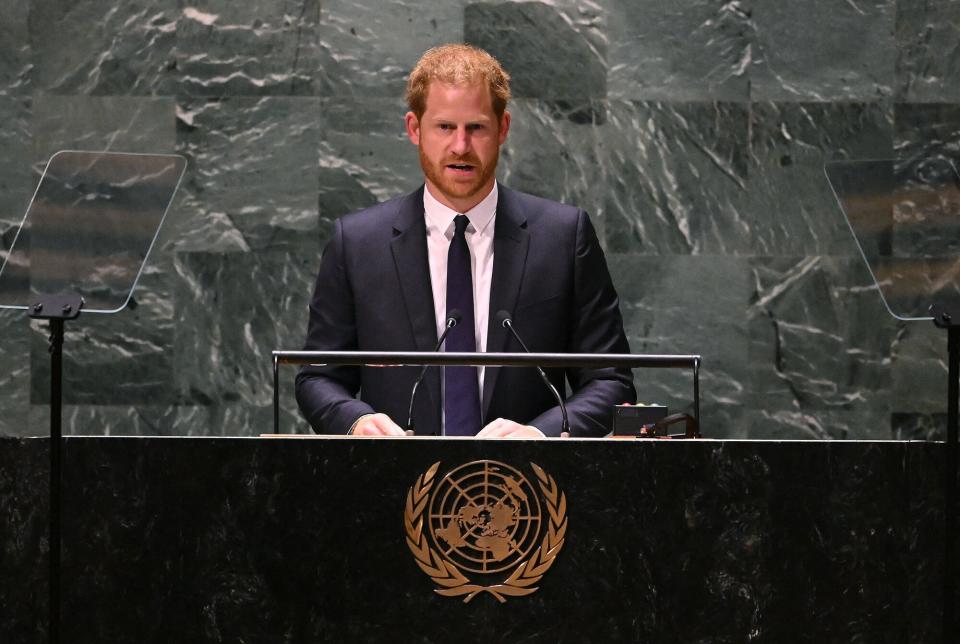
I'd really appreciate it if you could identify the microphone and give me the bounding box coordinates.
[406,309,462,435]
[495,310,570,438]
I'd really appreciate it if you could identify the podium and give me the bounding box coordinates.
[0,435,947,642]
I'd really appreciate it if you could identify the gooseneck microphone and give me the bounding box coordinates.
[406,309,462,435]
[495,310,570,438]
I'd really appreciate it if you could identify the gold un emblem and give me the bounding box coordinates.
[404,460,568,603]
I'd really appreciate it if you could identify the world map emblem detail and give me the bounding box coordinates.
[403,460,568,603]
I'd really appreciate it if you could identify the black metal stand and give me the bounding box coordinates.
[29,293,83,644]
[931,304,958,643]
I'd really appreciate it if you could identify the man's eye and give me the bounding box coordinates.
[467,124,485,131]
[438,124,454,130]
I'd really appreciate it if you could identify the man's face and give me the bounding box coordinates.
[405,81,510,212]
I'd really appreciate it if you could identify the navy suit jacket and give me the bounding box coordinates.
[295,183,636,436]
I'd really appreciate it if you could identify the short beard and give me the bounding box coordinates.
[419,146,499,207]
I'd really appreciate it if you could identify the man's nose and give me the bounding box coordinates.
[450,127,471,156]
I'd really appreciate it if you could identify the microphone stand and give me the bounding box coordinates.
[498,312,570,438]
[406,311,461,435]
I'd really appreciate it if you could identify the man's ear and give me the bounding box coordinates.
[405,111,421,145]
[498,110,511,145]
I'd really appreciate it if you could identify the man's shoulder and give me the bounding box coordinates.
[498,184,583,228]
[337,186,424,236]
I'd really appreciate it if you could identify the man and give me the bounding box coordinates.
[296,44,635,437]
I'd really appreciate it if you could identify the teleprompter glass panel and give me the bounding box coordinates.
[0,150,187,313]
[825,158,960,321]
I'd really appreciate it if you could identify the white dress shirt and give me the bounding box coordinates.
[423,182,497,429]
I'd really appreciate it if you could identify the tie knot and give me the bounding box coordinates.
[454,214,470,236]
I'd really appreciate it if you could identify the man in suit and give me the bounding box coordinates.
[296,44,635,437]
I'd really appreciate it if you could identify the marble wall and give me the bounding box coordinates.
[1,0,958,438]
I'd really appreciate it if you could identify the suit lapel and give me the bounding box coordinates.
[483,185,530,420]
[390,187,437,350]
[390,187,441,431]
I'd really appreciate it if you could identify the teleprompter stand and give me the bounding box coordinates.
[931,302,959,641]
[0,151,187,644]
[827,158,960,643]
[28,293,82,644]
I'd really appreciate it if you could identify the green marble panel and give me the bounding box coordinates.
[317,0,466,97]
[173,96,322,253]
[602,100,751,255]
[28,0,178,95]
[748,102,893,256]
[175,0,321,96]
[750,0,895,101]
[747,256,896,437]
[464,1,605,99]
[606,0,750,101]
[896,0,960,102]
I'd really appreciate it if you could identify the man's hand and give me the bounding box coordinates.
[476,418,546,438]
[350,413,406,436]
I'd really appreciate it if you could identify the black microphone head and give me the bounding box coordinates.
[446,309,463,326]
[495,309,512,327]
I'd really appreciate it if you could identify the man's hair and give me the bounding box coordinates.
[405,44,511,120]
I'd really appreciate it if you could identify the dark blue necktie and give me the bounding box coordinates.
[444,214,482,435]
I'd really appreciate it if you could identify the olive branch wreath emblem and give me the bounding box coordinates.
[403,461,568,603]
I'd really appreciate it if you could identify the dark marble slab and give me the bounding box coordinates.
[754,441,927,641]
[750,0,894,101]
[0,0,31,96]
[3,0,960,444]
[0,438,48,644]
[170,247,316,434]
[317,96,422,213]
[905,440,949,643]
[748,102,893,256]
[499,98,606,237]
[0,94,32,231]
[30,95,176,161]
[894,103,960,181]
[0,94,33,438]
[891,321,953,419]
[894,412,948,442]
[316,0,465,98]
[173,96,323,252]
[4,437,934,643]
[26,402,301,439]
[57,405,212,438]
[27,0,177,95]
[602,101,751,255]
[0,311,31,437]
[464,2,606,100]
[896,0,960,102]
[28,269,176,409]
[609,254,751,434]
[747,256,897,437]
[606,0,751,101]
[175,0,321,97]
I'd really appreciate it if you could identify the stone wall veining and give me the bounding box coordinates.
[1,0,957,438]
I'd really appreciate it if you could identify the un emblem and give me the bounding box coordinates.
[404,460,568,603]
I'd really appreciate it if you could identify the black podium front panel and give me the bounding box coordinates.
[0,438,48,644]
[0,437,948,642]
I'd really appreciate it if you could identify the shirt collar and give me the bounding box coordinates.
[423,182,498,237]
